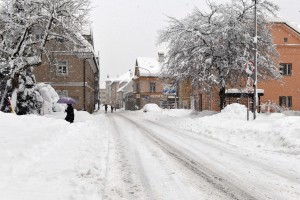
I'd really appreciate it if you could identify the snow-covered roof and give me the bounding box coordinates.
[136,57,161,77]
[74,32,94,54]
[268,16,300,35]
[99,82,106,89]
[117,80,133,93]
[109,70,132,85]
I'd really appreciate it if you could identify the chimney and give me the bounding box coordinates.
[158,50,165,63]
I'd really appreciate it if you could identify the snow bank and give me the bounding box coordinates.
[144,103,300,155]
[0,111,109,200]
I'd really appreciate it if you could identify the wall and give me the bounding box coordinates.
[259,23,300,110]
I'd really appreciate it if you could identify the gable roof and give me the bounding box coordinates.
[109,70,132,85]
[269,16,300,35]
[135,57,161,77]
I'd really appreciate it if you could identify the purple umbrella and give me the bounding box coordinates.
[57,97,76,104]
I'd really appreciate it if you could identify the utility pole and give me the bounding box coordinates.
[253,0,258,120]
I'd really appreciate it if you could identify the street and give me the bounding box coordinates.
[100,112,300,200]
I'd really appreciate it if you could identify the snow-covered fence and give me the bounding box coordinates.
[260,101,287,113]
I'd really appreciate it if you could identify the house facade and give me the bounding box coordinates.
[99,87,107,105]
[34,34,99,113]
[131,55,178,110]
[105,71,132,108]
[258,20,300,111]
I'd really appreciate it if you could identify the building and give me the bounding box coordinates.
[34,33,99,113]
[132,57,163,109]
[105,71,132,108]
[179,18,300,112]
[99,82,107,105]
[132,53,178,110]
[258,18,300,111]
[118,80,133,109]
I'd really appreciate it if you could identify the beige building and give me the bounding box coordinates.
[99,86,107,105]
[34,34,99,113]
[131,54,178,110]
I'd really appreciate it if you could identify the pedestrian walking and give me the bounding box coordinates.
[104,104,108,113]
[65,104,74,123]
[111,105,114,113]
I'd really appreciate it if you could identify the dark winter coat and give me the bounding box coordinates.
[65,104,74,123]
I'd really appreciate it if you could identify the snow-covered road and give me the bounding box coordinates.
[1,106,299,200]
[102,112,300,200]
[103,113,233,200]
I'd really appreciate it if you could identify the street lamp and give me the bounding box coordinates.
[253,0,258,119]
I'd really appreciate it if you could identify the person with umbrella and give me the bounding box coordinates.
[65,104,74,123]
[57,97,76,123]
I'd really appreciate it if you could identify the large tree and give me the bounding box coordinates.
[158,0,281,110]
[0,0,91,114]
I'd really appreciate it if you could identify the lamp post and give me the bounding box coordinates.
[253,0,258,120]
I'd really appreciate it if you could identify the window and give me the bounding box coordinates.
[56,61,68,75]
[135,83,140,92]
[284,37,288,42]
[56,37,65,43]
[36,34,41,40]
[56,90,68,97]
[279,63,292,75]
[150,82,156,92]
[279,96,292,107]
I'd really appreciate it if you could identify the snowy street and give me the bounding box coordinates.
[1,104,300,200]
[105,112,300,200]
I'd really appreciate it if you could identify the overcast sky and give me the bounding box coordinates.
[90,0,300,85]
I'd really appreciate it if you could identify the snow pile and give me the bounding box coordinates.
[221,103,247,116]
[35,83,64,114]
[142,103,162,113]
[0,111,109,200]
[144,104,300,155]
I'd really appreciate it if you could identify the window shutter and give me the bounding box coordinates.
[288,96,292,107]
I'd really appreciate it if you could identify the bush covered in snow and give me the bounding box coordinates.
[35,83,64,114]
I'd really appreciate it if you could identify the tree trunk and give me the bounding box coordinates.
[219,86,226,111]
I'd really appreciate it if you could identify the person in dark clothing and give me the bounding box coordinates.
[111,105,114,113]
[104,104,108,113]
[65,104,74,123]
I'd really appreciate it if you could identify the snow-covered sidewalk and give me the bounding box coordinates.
[0,111,109,199]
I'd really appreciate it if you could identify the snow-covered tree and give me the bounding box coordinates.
[0,0,91,114]
[158,0,281,110]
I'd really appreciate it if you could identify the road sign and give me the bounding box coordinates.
[245,61,255,75]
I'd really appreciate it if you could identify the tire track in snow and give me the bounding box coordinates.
[102,113,153,200]
[117,113,257,200]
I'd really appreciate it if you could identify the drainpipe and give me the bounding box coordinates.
[83,58,86,111]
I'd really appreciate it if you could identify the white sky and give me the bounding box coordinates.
[90,0,300,84]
